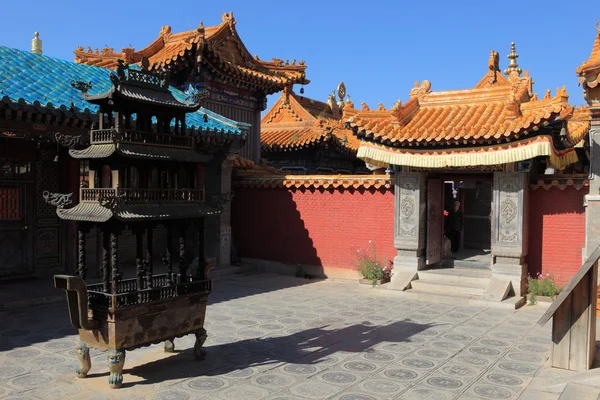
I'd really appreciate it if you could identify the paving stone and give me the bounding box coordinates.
[217,384,272,400]
[0,273,562,399]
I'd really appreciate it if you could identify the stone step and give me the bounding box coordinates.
[411,280,486,296]
[443,259,491,269]
[558,383,600,400]
[395,287,525,309]
[418,269,491,286]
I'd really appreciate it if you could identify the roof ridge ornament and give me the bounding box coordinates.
[31,32,42,55]
[489,50,500,71]
[409,80,432,99]
[337,82,347,109]
[504,42,522,77]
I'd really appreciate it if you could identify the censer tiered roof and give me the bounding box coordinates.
[345,43,589,170]
[73,12,308,95]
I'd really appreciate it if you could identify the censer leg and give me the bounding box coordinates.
[107,349,126,389]
[75,341,91,378]
[164,338,175,353]
[193,328,207,360]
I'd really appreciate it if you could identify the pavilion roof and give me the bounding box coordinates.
[346,45,584,169]
[261,88,360,154]
[576,22,600,95]
[0,45,247,138]
[73,12,307,95]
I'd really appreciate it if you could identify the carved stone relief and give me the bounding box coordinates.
[494,173,523,245]
[500,199,517,224]
[396,174,420,239]
[220,226,231,266]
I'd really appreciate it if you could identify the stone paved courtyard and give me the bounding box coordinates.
[0,273,557,399]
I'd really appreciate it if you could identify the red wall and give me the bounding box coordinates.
[231,186,396,271]
[528,187,587,286]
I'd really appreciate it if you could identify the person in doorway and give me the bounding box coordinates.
[448,201,463,253]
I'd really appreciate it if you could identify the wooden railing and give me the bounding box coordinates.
[87,274,212,310]
[538,245,600,372]
[90,128,193,149]
[80,188,204,203]
[80,188,115,201]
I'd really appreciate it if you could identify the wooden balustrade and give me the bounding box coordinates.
[87,275,212,310]
[90,128,193,148]
[80,188,204,204]
[80,188,116,201]
[91,129,114,143]
[538,245,600,371]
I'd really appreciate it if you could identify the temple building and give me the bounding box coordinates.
[0,13,306,279]
[345,43,589,305]
[0,19,262,278]
[72,12,308,268]
[260,84,369,174]
[231,39,593,308]
[73,12,307,164]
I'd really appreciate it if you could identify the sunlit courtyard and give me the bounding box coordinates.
[0,274,555,399]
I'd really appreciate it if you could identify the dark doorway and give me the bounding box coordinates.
[442,178,492,269]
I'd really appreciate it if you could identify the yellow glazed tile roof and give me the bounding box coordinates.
[261,88,360,153]
[233,174,392,190]
[73,13,307,93]
[346,46,583,169]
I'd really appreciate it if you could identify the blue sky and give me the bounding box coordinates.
[2,0,597,111]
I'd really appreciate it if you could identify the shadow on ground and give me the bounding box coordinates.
[121,319,435,387]
[0,273,323,352]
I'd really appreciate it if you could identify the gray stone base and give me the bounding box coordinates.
[388,270,419,291]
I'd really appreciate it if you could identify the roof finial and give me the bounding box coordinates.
[503,42,522,76]
[488,50,499,71]
[31,32,42,55]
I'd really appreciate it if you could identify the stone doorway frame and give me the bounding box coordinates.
[389,169,529,300]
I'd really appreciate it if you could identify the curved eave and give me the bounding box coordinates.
[70,143,213,163]
[82,87,116,103]
[57,203,113,222]
[114,203,221,221]
[57,202,221,223]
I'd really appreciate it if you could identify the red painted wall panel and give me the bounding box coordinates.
[527,187,587,286]
[231,186,396,271]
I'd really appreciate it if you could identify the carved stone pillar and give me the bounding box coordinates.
[389,172,427,290]
[491,172,529,297]
[585,116,600,264]
[218,155,234,268]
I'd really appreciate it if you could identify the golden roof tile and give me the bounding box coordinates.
[347,44,584,169]
[233,174,392,190]
[73,13,307,93]
[565,106,591,144]
[261,89,360,153]
[348,46,576,148]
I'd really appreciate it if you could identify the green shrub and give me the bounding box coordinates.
[355,242,391,287]
[527,272,560,305]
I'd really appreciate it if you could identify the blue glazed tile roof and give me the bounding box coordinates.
[0,45,248,137]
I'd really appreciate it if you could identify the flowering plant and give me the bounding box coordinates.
[355,241,392,286]
[527,272,560,305]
